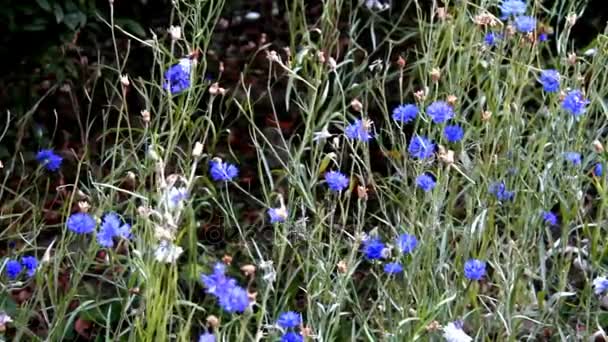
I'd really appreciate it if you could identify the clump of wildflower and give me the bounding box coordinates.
[416,173,436,192]
[443,321,472,342]
[464,259,486,280]
[426,101,455,123]
[392,104,418,123]
[281,332,304,342]
[67,212,96,234]
[21,256,38,277]
[498,0,526,19]
[542,211,558,226]
[325,171,349,192]
[539,69,560,92]
[201,263,250,313]
[444,125,464,143]
[209,159,239,181]
[489,181,514,201]
[164,58,192,94]
[5,260,22,280]
[36,149,63,171]
[514,15,536,33]
[198,333,215,342]
[362,237,386,260]
[345,119,374,142]
[383,262,403,274]
[594,162,603,177]
[97,213,132,248]
[593,276,608,295]
[563,152,582,166]
[277,311,302,329]
[408,135,435,159]
[562,90,589,116]
[396,233,418,254]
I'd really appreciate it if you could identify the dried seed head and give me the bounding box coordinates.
[567,52,577,65]
[317,51,326,64]
[301,326,313,337]
[350,99,363,112]
[328,57,337,70]
[337,260,348,273]
[120,75,130,87]
[240,264,256,276]
[168,26,181,40]
[593,140,604,153]
[430,68,441,82]
[78,201,91,212]
[481,110,492,121]
[356,185,368,200]
[446,94,458,106]
[266,50,280,63]
[247,291,258,302]
[137,206,151,217]
[141,110,151,123]
[209,82,226,95]
[566,13,577,27]
[438,145,455,165]
[222,254,233,265]
[397,55,406,68]
[426,320,441,332]
[206,315,220,329]
[473,12,498,27]
[436,7,448,20]
[192,142,203,157]
[414,88,427,101]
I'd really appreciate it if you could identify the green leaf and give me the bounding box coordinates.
[36,0,51,11]
[53,3,64,23]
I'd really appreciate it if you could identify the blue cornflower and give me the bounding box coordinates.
[564,152,582,166]
[444,125,464,143]
[201,263,236,298]
[514,16,536,33]
[416,173,436,192]
[21,256,38,277]
[277,311,302,329]
[426,101,455,124]
[542,211,558,226]
[539,69,560,93]
[562,90,589,117]
[392,104,418,123]
[325,171,349,192]
[593,276,608,295]
[362,238,385,260]
[499,0,527,19]
[164,58,192,94]
[489,181,514,201]
[345,119,374,142]
[97,213,131,248]
[36,149,63,172]
[281,332,304,342]
[594,162,603,177]
[218,285,249,313]
[5,260,22,280]
[268,207,288,223]
[198,333,216,342]
[66,212,96,234]
[209,159,239,181]
[464,259,486,281]
[538,33,549,42]
[396,233,418,254]
[164,187,189,209]
[484,32,499,46]
[383,262,404,274]
[408,135,435,159]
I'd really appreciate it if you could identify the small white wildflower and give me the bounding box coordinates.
[584,48,597,57]
[259,260,277,284]
[313,128,332,141]
[593,276,608,295]
[244,11,261,21]
[168,25,181,40]
[364,0,390,11]
[192,142,203,157]
[163,186,189,210]
[120,74,129,87]
[443,322,472,342]
[154,240,183,263]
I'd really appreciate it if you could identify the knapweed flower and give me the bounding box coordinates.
[464,259,486,280]
[21,256,38,277]
[426,101,455,124]
[209,159,239,181]
[97,213,131,248]
[542,211,558,226]
[281,332,304,342]
[593,276,608,295]
[164,58,192,94]
[514,16,536,33]
[218,285,249,313]
[392,104,418,123]
[5,260,22,280]
[325,171,349,192]
[66,212,96,234]
[345,119,374,142]
[396,233,418,254]
[408,135,435,159]
[443,321,472,342]
[489,181,514,201]
[594,162,603,177]
[198,333,215,342]
[562,90,589,116]
[277,311,302,329]
[36,149,63,171]
[539,69,560,92]
[383,262,404,274]
[564,152,582,166]
[498,0,526,19]
[416,173,436,192]
[444,125,464,143]
[268,206,288,223]
[163,186,189,210]
[362,238,386,260]
[154,240,184,263]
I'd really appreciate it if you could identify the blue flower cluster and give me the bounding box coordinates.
[277,311,304,341]
[489,181,515,202]
[164,58,192,94]
[562,90,589,117]
[464,259,486,281]
[499,0,536,33]
[36,149,63,172]
[345,119,374,142]
[542,211,558,226]
[5,255,38,280]
[67,212,131,248]
[325,171,349,192]
[209,159,239,182]
[538,69,560,93]
[201,263,249,313]
[416,173,436,192]
[392,104,418,123]
[361,233,418,276]
[408,135,435,159]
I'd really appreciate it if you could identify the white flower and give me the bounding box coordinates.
[168,25,181,40]
[364,0,390,11]
[0,312,12,325]
[154,240,183,263]
[443,322,472,342]
[593,276,608,295]
[313,128,332,141]
[163,186,189,210]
